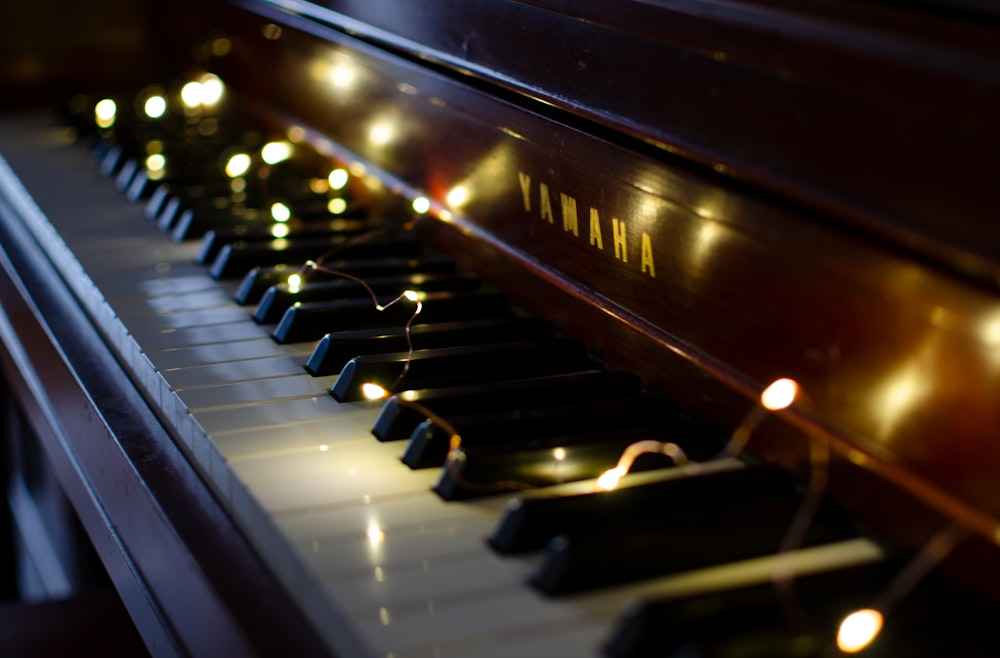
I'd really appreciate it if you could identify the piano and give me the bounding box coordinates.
[2,0,1000,655]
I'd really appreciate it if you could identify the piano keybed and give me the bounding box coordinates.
[2,63,999,658]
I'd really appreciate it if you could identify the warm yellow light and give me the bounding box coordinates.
[597,467,626,491]
[145,153,166,172]
[402,290,423,302]
[329,62,356,88]
[327,198,348,215]
[225,152,252,178]
[446,185,470,208]
[366,522,385,545]
[318,444,329,452]
[760,378,799,411]
[144,95,167,119]
[180,81,204,108]
[271,224,290,238]
[412,197,431,214]
[837,608,883,653]
[211,38,231,57]
[287,273,303,293]
[553,447,566,462]
[95,98,117,127]
[369,122,394,146]
[261,141,293,165]
[270,202,291,222]
[328,168,349,190]
[361,383,389,400]
[199,73,225,105]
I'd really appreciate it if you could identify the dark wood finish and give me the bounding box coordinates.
[197,0,1000,567]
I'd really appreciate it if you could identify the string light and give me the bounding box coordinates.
[722,377,800,458]
[834,524,966,654]
[597,440,689,491]
[95,98,117,128]
[412,197,431,214]
[328,168,349,190]
[225,152,252,178]
[836,608,883,653]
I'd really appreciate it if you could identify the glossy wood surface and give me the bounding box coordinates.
[201,0,1000,560]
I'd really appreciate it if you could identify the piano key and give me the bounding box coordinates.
[233,257,457,306]
[273,290,509,345]
[330,338,589,402]
[111,288,235,316]
[530,483,860,596]
[254,273,482,324]
[173,209,367,242]
[136,320,270,350]
[433,425,686,501]
[160,354,314,389]
[143,336,311,370]
[178,373,337,411]
[371,369,640,441]
[207,231,422,278]
[488,457,749,554]
[306,317,554,377]
[116,304,252,333]
[402,397,662,469]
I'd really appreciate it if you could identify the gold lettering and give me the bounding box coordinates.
[589,208,603,250]
[518,172,531,211]
[560,193,579,236]
[539,184,553,223]
[612,218,627,262]
[641,232,655,278]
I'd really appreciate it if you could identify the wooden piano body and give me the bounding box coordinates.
[1,0,999,655]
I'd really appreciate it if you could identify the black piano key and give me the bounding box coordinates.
[208,232,422,279]
[605,560,894,658]
[331,337,588,402]
[605,559,1000,658]
[402,397,660,469]
[306,316,552,376]
[489,463,785,554]
[234,257,457,306]
[144,184,173,220]
[530,487,859,596]
[274,289,509,345]
[124,167,161,202]
[433,423,689,501]
[254,273,481,324]
[371,370,641,441]
[114,157,141,193]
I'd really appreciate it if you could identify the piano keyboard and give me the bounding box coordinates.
[2,108,995,658]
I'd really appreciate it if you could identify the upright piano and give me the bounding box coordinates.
[2,0,1000,655]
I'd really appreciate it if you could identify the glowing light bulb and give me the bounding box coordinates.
[287,273,303,293]
[446,185,470,207]
[403,290,423,302]
[144,95,167,119]
[318,444,329,452]
[261,140,293,165]
[367,522,385,545]
[270,202,291,222]
[761,378,799,410]
[553,447,566,462]
[180,81,204,108]
[95,98,117,128]
[328,198,347,214]
[597,467,626,491]
[271,223,290,238]
[200,74,225,105]
[837,608,883,653]
[145,153,165,172]
[328,168,349,190]
[225,152,252,178]
[412,197,430,214]
[362,383,389,400]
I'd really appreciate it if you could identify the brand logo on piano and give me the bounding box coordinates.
[517,172,655,278]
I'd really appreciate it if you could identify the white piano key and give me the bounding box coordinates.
[161,354,314,388]
[192,394,355,434]
[119,305,253,332]
[180,373,337,410]
[145,336,310,370]
[111,289,236,316]
[138,321,271,350]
